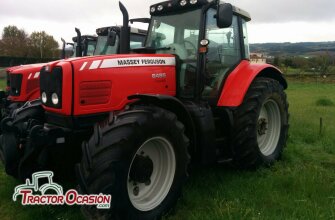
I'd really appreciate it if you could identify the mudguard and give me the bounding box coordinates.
[128,94,196,154]
[217,60,287,107]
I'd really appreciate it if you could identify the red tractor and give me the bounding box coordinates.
[1,1,288,219]
[0,29,97,118]
[0,25,147,177]
[0,26,147,119]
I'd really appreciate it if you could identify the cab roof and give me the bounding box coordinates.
[72,35,97,43]
[150,0,251,21]
[96,26,147,36]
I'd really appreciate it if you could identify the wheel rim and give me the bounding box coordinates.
[257,99,281,156]
[127,137,176,211]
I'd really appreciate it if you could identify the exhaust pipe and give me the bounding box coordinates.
[75,28,82,57]
[119,1,130,54]
[61,38,66,59]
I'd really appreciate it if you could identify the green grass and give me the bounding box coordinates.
[0,80,6,90]
[316,98,335,107]
[1,81,335,219]
[0,67,7,89]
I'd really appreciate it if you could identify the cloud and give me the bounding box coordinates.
[229,0,335,23]
[0,0,156,23]
[248,21,335,43]
[1,0,334,24]
[0,0,334,44]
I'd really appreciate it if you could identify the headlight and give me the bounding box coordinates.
[150,7,156,13]
[157,5,163,11]
[190,0,197,4]
[180,0,187,6]
[41,92,47,103]
[51,93,59,105]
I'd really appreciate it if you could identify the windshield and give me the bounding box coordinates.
[146,9,202,98]
[146,9,201,59]
[94,35,119,55]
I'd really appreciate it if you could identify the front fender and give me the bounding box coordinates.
[217,60,287,107]
[128,94,196,153]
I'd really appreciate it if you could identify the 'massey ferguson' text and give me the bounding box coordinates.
[117,59,166,66]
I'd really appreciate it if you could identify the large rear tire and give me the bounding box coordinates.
[231,77,289,168]
[77,106,189,219]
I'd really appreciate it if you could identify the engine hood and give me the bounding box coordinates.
[42,54,177,117]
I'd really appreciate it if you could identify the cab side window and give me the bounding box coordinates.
[203,9,241,98]
[86,42,96,56]
[242,19,250,59]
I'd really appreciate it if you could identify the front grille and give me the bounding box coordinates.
[9,74,23,96]
[40,66,63,108]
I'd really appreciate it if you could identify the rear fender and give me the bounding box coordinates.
[217,60,287,107]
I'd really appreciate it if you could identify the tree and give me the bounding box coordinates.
[318,54,331,76]
[273,56,280,67]
[0,25,28,57]
[28,31,59,58]
[283,57,293,68]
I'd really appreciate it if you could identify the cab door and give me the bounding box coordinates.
[202,9,243,99]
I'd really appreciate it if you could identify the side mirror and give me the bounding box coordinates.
[217,3,233,28]
[107,30,117,46]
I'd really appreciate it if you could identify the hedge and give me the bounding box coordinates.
[0,56,56,67]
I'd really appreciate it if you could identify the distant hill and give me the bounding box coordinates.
[250,42,335,57]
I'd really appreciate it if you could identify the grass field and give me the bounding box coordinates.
[0,81,334,219]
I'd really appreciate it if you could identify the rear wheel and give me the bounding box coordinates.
[77,106,189,219]
[231,77,289,168]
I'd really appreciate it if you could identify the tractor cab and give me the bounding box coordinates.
[72,35,97,57]
[61,38,75,59]
[94,26,147,55]
[144,0,251,100]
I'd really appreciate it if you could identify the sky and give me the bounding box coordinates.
[0,0,335,46]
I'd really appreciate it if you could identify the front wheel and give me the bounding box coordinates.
[77,106,189,219]
[231,77,289,169]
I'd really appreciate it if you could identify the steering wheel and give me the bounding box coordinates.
[184,40,197,58]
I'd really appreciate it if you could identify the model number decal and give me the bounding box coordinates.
[152,73,166,79]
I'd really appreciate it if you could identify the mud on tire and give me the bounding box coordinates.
[76,106,189,220]
[231,77,289,169]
